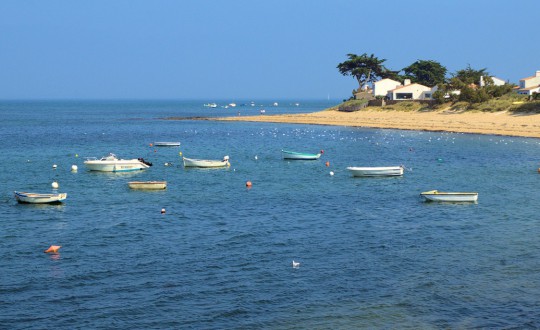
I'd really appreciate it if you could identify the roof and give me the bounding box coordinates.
[518,85,540,91]
[389,83,430,92]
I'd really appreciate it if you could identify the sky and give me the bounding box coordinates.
[0,0,539,100]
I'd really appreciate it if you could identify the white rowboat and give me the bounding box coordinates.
[347,166,404,177]
[282,150,321,160]
[420,190,478,202]
[154,142,180,147]
[128,181,167,190]
[14,191,67,204]
[84,153,152,172]
[183,156,230,168]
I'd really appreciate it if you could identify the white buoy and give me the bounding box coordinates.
[51,181,59,189]
[71,165,78,172]
[255,155,258,160]
[330,171,334,176]
[161,208,166,214]
[52,164,57,169]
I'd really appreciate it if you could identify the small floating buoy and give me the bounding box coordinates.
[154,149,157,153]
[71,165,78,172]
[246,181,252,188]
[179,152,183,156]
[320,150,324,154]
[292,260,300,268]
[44,245,61,253]
[255,155,258,160]
[325,161,330,167]
[75,154,79,157]
[51,181,59,189]
[538,168,540,173]
[52,164,57,169]
[161,208,166,214]
[330,171,334,176]
[164,162,171,166]
[149,143,153,147]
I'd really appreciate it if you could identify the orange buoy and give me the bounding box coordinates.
[538,168,540,173]
[325,161,330,167]
[246,181,252,187]
[44,245,61,253]
[149,143,153,147]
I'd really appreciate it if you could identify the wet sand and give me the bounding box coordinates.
[207,108,540,139]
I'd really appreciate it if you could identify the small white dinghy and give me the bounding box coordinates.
[183,156,230,168]
[420,190,478,203]
[128,181,167,190]
[154,142,180,147]
[14,191,67,204]
[347,166,404,177]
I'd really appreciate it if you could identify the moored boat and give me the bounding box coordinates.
[84,153,152,172]
[183,156,230,168]
[128,181,167,190]
[347,166,404,177]
[282,150,321,160]
[14,191,67,204]
[154,142,180,147]
[420,190,478,202]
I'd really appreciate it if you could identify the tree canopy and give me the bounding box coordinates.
[402,60,447,87]
[453,64,489,85]
[337,53,394,90]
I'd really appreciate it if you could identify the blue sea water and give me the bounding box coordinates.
[1,100,540,329]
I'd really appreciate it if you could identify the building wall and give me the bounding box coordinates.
[521,71,540,88]
[373,79,401,97]
[390,84,431,100]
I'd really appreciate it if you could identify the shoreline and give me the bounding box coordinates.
[166,108,540,139]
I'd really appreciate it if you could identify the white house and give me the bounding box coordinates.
[517,70,540,95]
[479,75,506,87]
[387,80,434,100]
[373,78,401,97]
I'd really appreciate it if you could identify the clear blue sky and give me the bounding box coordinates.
[1,0,538,100]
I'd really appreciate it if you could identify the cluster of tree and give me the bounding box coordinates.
[337,54,514,104]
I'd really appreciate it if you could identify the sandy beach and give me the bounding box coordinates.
[209,108,540,139]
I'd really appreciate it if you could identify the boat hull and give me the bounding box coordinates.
[128,181,167,190]
[421,190,478,202]
[347,166,404,177]
[183,157,230,168]
[14,191,67,204]
[154,142,180,147]
[282,150,321,160]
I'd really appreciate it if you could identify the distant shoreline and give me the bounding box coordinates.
[165,108,540,139]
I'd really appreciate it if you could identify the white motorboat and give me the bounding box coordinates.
[420,190,478,202]
[183,156,230,168]
[14,191,67,204]
[154,142,181,147]
[84,153,152,172]
[128,181,167,190]
[282,150,321,160]
[347,166,404,177]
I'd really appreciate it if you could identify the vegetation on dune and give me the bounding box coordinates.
[337,53,540,113]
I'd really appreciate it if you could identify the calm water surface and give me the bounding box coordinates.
[1,100,540,329]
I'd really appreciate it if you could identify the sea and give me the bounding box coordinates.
[1,100,540,329]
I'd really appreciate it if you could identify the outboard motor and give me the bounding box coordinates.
[138,158,153,167]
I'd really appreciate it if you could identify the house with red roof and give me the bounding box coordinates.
[517,71,540,95]
[387,79,435,100]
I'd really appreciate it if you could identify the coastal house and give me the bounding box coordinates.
[517,70,540,95]
[479,75,506,87]
[373,78,401,97]
[387,79,435,100]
